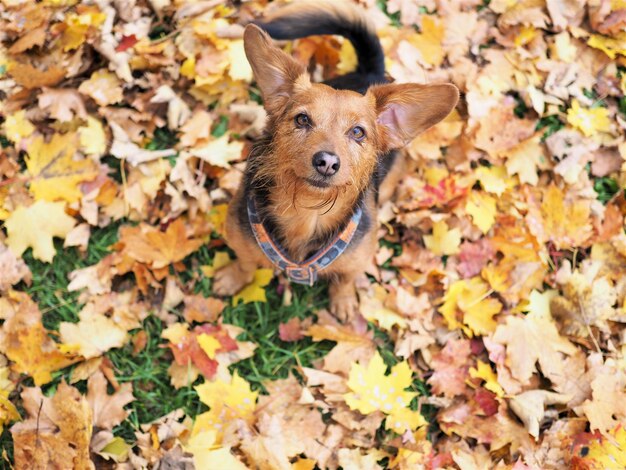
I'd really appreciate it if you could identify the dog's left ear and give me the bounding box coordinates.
[244,24,308,114]
[368,83,459,151]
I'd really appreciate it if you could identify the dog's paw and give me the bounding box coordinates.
[213,263,253,296]
[330,294,359,323]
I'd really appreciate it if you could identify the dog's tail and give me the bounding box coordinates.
[254,0,386,91]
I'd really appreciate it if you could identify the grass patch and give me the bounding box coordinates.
[21,222,120,331]
[109,315,208,443]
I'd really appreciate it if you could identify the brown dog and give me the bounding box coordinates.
[214,1,459,321]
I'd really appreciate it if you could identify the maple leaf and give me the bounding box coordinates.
[525,184,592,250]
[186,430,248,470]
[78,69,123,106]
[465,192,497,234]
[566,99,612,137]
[439,277,502,337]
[428,339,472,398]
[344,352,425,434]
[164,323,238,379]
[4,200,76,262]
[572,425,626,469]
[492,311,578,385]
[0,292,75,385]
[423,220,461,256]
[86,370,134,430]
[3,110,35,144]
[59,310,128,359]
[509,390,571,438]
[183,294,225,323]
[187,134,244,168]
[502,134,545,186]
[25,133,99,202]
[469,360,505,398]
[193,372,258,440]
[114,218,204,270]
[11,382,94,469]
[232,268,274,305]
[410,16,445,67]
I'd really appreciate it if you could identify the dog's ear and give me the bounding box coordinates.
[368,83,459,151]
[244,24,308,113]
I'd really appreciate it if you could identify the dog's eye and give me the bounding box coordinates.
[350,126,366,141]
[295,113,311,128]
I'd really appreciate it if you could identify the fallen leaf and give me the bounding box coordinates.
[87,370,134,430]
[232,268,274,305]
[4,200,76,262]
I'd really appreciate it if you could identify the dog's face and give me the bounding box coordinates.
[243,24,459,193]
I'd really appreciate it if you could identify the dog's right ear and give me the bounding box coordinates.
[244,24,308,114]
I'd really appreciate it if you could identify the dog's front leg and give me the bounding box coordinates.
[329,274,359,322]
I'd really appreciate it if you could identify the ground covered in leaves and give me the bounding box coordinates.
[1,0,626,468]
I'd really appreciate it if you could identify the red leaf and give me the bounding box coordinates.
[279,317,304,342]
[116,35,138,52]
[474,388,498,416]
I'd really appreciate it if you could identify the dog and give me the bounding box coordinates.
[213,1,459,321]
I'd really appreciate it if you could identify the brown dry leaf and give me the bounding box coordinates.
[0,243,32,291]
[37,87,87,122]
[11,382,94,469]
[113,218,204,270]
[492,311,578,385]
[87,370,134,430]
[183,294,225,323]
[8,62,65,89]
[428,338,472,398]
[8,26,46,54]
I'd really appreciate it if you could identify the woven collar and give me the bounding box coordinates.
[247,195,362,286]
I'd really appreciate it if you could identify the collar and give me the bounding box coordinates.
[246,195,362,286]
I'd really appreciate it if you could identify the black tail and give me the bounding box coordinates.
[253,1,386,93]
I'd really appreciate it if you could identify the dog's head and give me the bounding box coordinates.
[243,24,459,193]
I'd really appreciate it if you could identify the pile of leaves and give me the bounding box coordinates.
[1,0,626,468]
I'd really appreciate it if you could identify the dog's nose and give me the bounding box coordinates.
[312,151,340,177]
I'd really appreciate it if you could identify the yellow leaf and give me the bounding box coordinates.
[587,32,626,59]
[475,165,511,196]
[78,116,107,156]
[161,322,189,344]
[503,135,544,186]
[409,16,445,67]
[4,110,35,143]
[386,408,427,435]
[4,201,76,262]
[26,133,99,202]
[186,431,248,470]
[465,192,497,234]
[514,25,537,47]
[567,99,612,137]
[232,268,274,305]
[201,252,231,278]
[292,458,317,470]
[193,373,258,440]
[344,352,423,433]
[197,334,221,359]
[189,134,244,168]
[439,277,502,337]
[61,11,106,51]
[423,220,461,256]
[59,310,128,359]
[469,360,505,397]
[227,40,252,82]
[584,425,626,469]
[337,39,357,75]
[181,56,196,79]
[359,285,407,331]
[1,367,20,433]
[209,204,229,236]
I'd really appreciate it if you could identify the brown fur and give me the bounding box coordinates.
[214,21,458,321]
